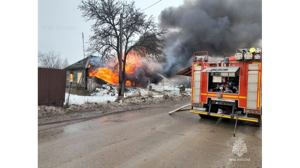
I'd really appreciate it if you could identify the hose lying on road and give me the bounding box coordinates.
[168,104,191,115]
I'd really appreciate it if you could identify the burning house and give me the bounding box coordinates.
[87,51,155,88]
[64,56,107,90]
[65,51,170,91]
[64,52,148,90]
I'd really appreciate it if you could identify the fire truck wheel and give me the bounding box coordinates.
[199,114,209,118]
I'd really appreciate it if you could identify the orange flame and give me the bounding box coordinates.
[125,51,143,74]
[88,51,142,86]
[125,80,131,86]
[89,67,119,85]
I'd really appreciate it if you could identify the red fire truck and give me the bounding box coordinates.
[178,48,262,126]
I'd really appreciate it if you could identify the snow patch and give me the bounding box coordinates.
[38,84,191,119]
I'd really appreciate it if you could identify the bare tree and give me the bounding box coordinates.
[62,58,69,69]
[36,51,43,67]
[38,50,69,69]
[78,0,166,98]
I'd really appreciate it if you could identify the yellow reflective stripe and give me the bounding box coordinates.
[222,116,231,119]
[209,114,231,119]
[239,96,247,99]
[210,113,221,117]
[207,94,216,96]
[191,111,259,122]
[252,62,261,70]
[257,72,261,108]
[235,117,258,122]
[257,90,260,108]
[258,72,261,89]
[201,93,207,95]
[223,95,238,98]
[190,110,207,115]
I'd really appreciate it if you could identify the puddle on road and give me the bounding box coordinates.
[100,116,125,123]
[98,111,140,124]
[101,116,108,121]
[40,107,167,140]
[103,119,125,123]
[39,128,64,140]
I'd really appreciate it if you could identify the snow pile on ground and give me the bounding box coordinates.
[38,83,191,119]
[65,84,118,105]
[38,93,191,118]
[64,84,191,105]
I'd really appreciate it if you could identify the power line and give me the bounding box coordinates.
[142,0,162,11]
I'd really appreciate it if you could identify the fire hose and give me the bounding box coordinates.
[210,111,225,133]
[168,104,191,115]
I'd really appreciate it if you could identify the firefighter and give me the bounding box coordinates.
[179,85,185,93]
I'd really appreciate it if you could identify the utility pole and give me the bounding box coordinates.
[119,13,123,63]
[119,10,124,96]
[82,32,85,58]
[119,0,126,97]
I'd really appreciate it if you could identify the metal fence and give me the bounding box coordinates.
[38,68,66,106]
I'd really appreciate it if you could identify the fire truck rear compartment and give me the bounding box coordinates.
[207,69,240,94]
[188,49,262,128]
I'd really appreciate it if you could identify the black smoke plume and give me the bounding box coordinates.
[159,0,262,77]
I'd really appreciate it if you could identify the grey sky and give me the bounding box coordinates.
[38,0,183,65]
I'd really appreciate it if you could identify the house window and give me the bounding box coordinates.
[69,73,73,82]
[77,73,82,84]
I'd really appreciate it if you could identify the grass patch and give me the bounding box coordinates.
[63,105,70,109]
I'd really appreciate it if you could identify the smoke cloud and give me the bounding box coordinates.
[159,0,262,77]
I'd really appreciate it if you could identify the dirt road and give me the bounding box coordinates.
[39,100,261,168]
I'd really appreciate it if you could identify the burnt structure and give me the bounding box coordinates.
[64,56,107,89]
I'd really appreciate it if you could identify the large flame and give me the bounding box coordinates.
[125,51,143,74]
[88,51,142,86]
[89,67,119,85]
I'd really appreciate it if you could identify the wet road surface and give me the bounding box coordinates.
[39,100,262,168]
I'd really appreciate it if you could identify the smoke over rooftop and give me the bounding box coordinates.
[159,0,262,77]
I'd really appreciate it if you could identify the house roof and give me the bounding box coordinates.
[64,55,102,71]
[177,66,192,76]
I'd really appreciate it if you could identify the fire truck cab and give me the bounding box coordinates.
[189,48,262,126]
